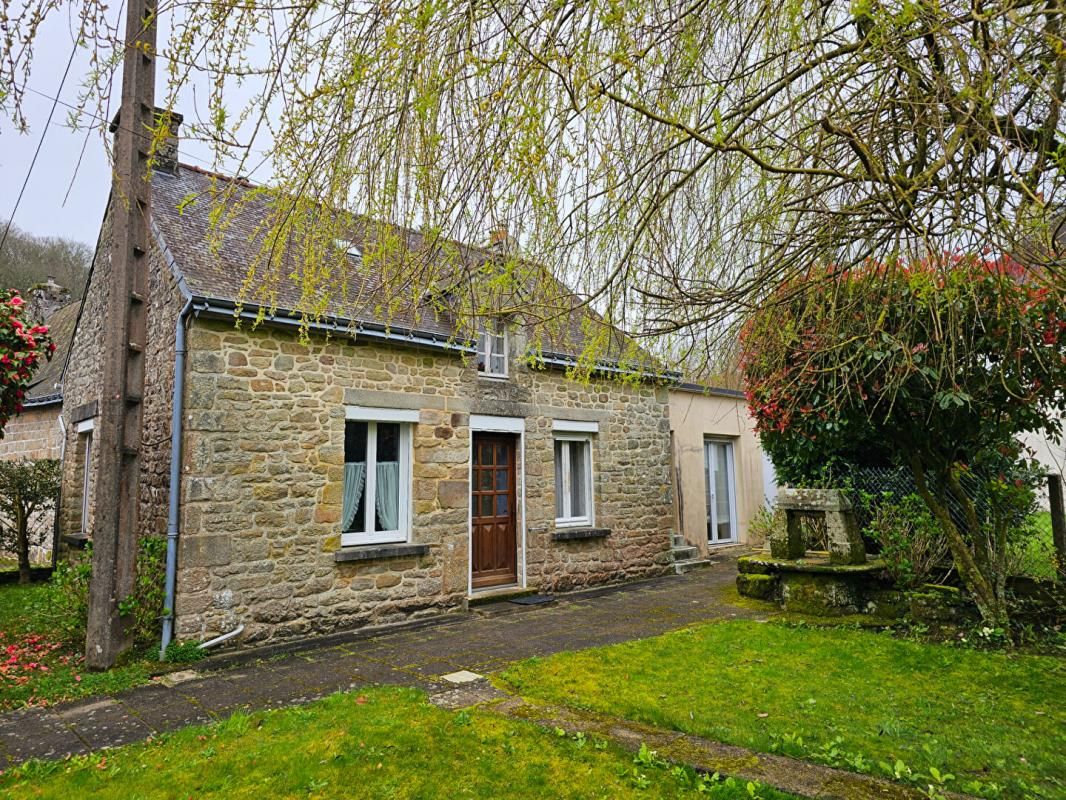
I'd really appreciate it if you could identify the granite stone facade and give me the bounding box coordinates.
[174,320,674,644]
[57,164,675,648]
[0,405,61,461]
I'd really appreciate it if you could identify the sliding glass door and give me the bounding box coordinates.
[704,439,737,544]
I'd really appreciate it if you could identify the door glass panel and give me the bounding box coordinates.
[495,443,508,463]
[480,443,494,466]
[569,441,588,518]
[481,495,493,517]
[495,469,508,490]
[496,495,509,516]
[705,441,735,542]
[714,444,732,540]
[479,470,493,490]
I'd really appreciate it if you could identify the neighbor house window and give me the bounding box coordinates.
[554,434,594,527]
[73,419,93,535]
[342,407,416,546]
[477,324,507,377]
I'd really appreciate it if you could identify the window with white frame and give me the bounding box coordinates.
[73,419,93,535]
[341,408,415,546]
[554,434,594,527]
[477,324,507,377]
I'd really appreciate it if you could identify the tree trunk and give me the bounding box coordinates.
[15,506,30,585]
[908,457,1009,629]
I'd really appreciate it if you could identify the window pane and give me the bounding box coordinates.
[344,420,367,464]
[714,444,732,540]
[554,441,565,518]
[490,352,506,374]
[569,441,588,518]
[343,421,368,533]
[477,333,488,371]
[375,423,401,532]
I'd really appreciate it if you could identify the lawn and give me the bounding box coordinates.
[0,582,154,710]
[0,686,803,800]
[499,620,1066,800]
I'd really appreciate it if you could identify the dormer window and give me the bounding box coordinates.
[334,238,362,260]
[477,324,507,377]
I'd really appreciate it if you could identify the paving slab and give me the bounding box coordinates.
[57,698,154,751]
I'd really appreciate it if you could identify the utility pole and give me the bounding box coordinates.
[84,0,157,668]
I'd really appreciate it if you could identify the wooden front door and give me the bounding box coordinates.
[471,433,518,589]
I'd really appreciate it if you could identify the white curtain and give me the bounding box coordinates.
[342,462,366,531]
[375,461,400,531]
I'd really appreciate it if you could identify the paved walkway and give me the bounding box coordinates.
[0,554,762,766]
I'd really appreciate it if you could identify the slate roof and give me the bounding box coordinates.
[152,164,652,367]
[25,301,78,405]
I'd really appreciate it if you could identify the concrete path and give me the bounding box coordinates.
[0,552,762,766]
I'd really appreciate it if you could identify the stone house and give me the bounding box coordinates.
[669,381,771,556]
[59,141,678,647]
[0,280,76,463]
[0,284,78,566]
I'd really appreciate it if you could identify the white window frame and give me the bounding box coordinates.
[341,414,414,547]
[477,325,508,378]
[554,433,594,528]
[77,430,92,535]
[704,438,738,545]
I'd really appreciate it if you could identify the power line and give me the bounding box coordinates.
[21,84,276,169]
[0,40,80,256]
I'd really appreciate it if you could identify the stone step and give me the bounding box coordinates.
[671,534,686,547]
[670,545,699,561]
[673,558,713,575]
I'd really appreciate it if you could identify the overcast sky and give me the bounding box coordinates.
[0,12,246,247]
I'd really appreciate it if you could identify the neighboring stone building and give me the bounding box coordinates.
[0,285,78,565]
[669,382,769,556]
[60,144,678,646]
[0,289,77,462]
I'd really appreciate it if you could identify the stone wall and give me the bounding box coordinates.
[175,320,673,644]
[57,205,184,543]
[138,241,185,538]
[0,404,61,461]
[58,208,111,540]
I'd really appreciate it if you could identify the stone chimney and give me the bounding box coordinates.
[109,107,184,174]
[487,225,517,256]
[28,277,71,322]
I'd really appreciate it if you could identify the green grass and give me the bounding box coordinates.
[0,687,803,800]
[0,582,154,710]
[499,620,1066,799]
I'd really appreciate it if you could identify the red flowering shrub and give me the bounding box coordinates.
[0,288,55,436]
[741,257,1065,626]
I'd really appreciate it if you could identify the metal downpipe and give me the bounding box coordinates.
[159,297,193,660]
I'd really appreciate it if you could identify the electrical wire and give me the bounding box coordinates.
[0,39,81,256]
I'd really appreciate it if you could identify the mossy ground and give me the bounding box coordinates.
[0,687,804,799]
[498,619,1065,799]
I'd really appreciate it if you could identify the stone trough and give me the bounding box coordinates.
[737,487,898,617]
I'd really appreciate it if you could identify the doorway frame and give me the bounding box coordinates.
[468,414,526,595]
[704,437,739,546]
